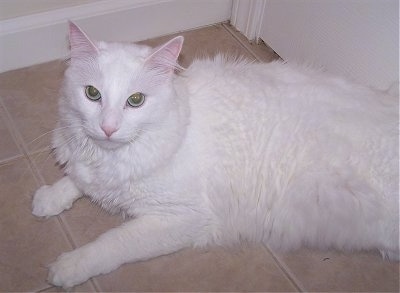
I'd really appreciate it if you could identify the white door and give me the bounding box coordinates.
[233,0,399,90]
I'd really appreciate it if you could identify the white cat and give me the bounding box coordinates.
[32,22,399,288]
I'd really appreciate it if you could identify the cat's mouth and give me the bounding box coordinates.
[84,127,141,150]
[89,135,128,150]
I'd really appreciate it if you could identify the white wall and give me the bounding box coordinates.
[0,0,232,72]
[0,0,100,20]
[258,0,398,90]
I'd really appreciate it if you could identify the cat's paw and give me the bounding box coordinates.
[32,185,72,217]
[48,250,91,289]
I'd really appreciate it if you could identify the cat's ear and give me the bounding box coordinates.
[68,21,98,60]
[145,36,184,76]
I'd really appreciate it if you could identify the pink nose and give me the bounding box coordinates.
[101,125,118,137]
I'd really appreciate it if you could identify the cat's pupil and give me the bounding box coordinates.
[85,86,101,101]
[127,92,145,107]
[88,87,98,96]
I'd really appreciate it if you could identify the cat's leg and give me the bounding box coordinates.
[32,176,82,217]
[48,214,197,288]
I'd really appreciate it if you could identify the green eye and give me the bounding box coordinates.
[85,86,101,101]
[127,92,145,107]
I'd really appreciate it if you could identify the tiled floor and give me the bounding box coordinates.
[0,23,398,292]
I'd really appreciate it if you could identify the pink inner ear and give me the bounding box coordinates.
[69,21,98,59]
[145,36,184,75]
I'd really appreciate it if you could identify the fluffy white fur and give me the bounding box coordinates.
[32,22,399,288]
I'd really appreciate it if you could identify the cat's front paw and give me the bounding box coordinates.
[33,185,64,217]
[48,250,91,289]
[32,185,73,217]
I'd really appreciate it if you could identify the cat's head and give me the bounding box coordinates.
[61,22,184,149]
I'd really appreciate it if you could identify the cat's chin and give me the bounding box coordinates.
[92,138,128,150]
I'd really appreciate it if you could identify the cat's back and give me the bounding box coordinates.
[178,56,397,200]
[176,56,397,247]
[181,55,397,143]
[182,55,397,141]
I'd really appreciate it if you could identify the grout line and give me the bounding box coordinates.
[263,245,307,292]
[28,155,82,286]
[26,149,83,258]
[28,145,53,156]
[36,285,54,292]
[0,96,29,160]
[90,277,102,292]
[0,95,51,184]
[0,153,25,166]
[0,76,101,293]
[58,214,79,248]
[0,97,84,287]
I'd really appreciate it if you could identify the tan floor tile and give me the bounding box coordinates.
[34,150,123,246]
[141,23,261,67]
[31,151,119,291]
[0,60,66,153]
[29,149,63,183]
[0,158,73,292]
[62,198,124,246]
[95,245,297,292]
[32,150,124,247]
[222,23,281,62]
[0,103,22,162]
[275,248,399,292]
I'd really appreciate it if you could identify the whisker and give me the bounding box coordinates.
[29,149,58,179]
[26,125,79,146]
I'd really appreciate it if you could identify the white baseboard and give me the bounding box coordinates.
[0,0,232,72]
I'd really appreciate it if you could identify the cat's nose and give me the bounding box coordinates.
[101,125,118,137]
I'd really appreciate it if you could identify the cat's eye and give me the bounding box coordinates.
[127,92,145,107]
[85,85,101,101]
